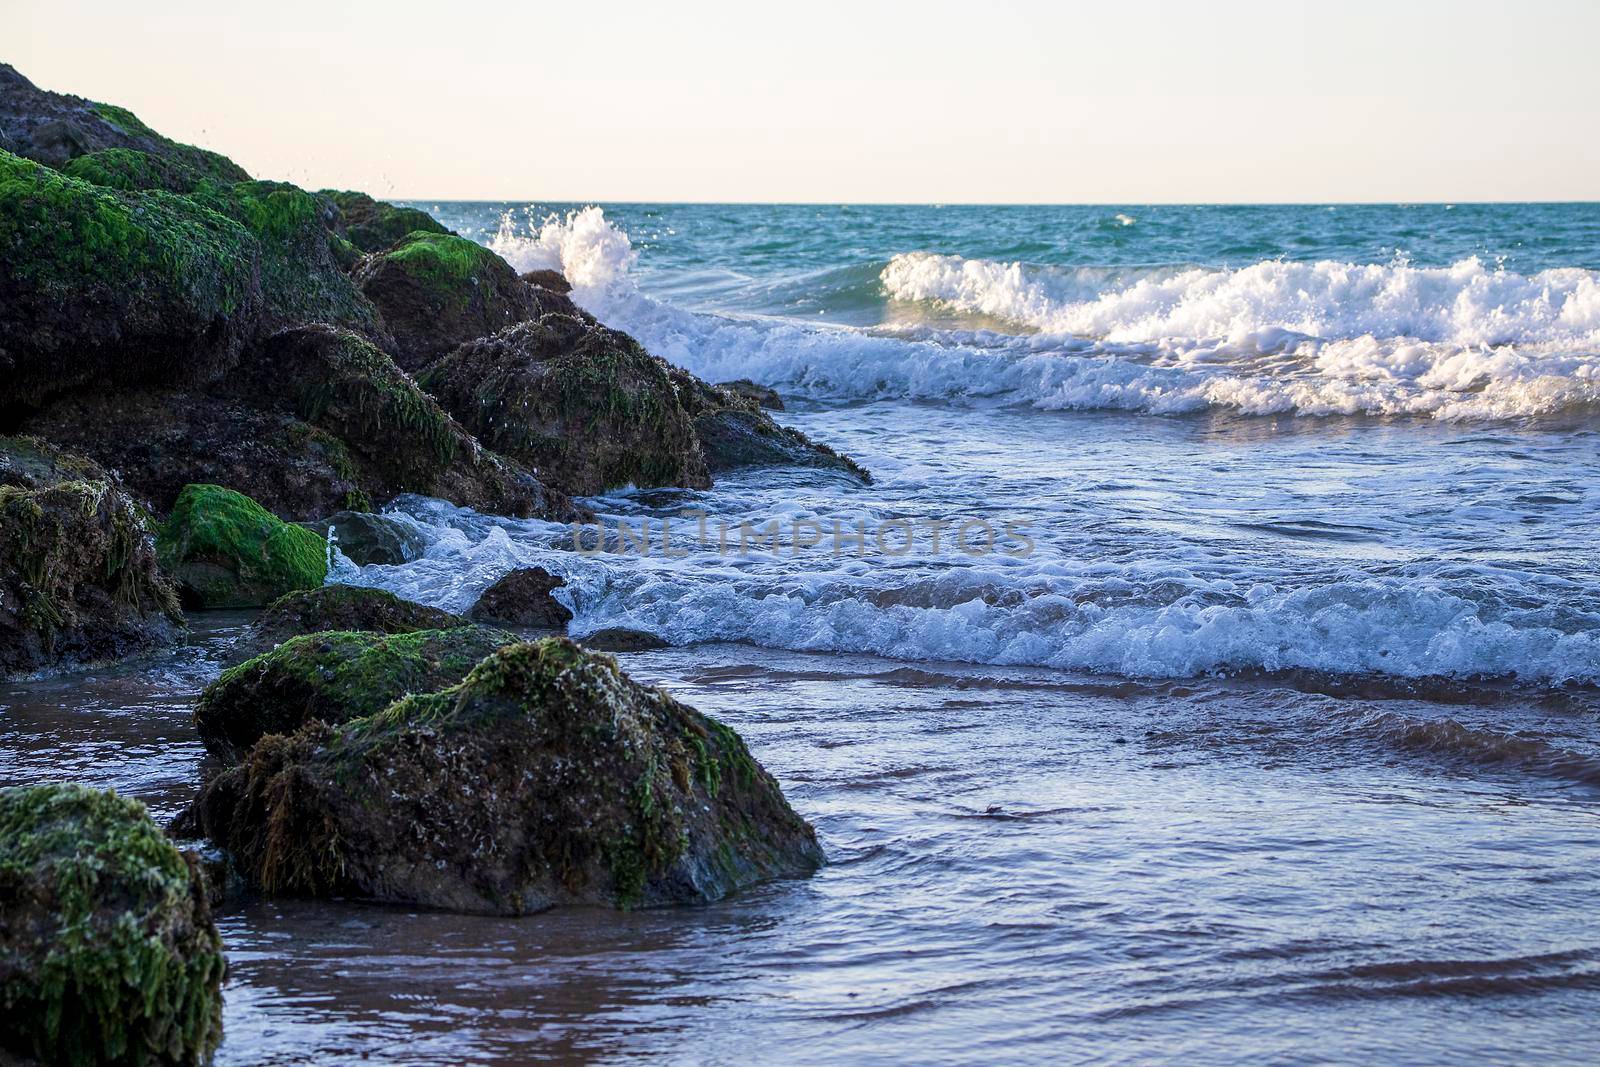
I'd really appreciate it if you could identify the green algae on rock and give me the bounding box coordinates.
[354,231,570,370]
[419,315,710,495]
[0,149,263,408]
[322,189,451,253]
[156,484,327,609]
[186,638,824,913]
[246,585,467,657]
[0,437,184,680]
[0,784,225,1067]
[195,625,514,764]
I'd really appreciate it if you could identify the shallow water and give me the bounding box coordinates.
[6,202,1600,1063]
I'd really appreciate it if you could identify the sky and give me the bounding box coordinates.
[11,0,1599,203]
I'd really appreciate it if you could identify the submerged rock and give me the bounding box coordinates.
[0,784,225,1066]
[186,638,824,913]
[355,231,564,370]
[246,585,466,655]
[580,627,671,653]
[322,189,451,254]
[469,568,572,630]
[717,378,784,410]
[0,437,183,679]
[156,484,328,609]
[194,626,513,765]
[420,315,710,495]
[302,510,427,566]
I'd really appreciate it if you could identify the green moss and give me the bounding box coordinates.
[90,102,249,185]
[197,625,512,762]
[61,148,204,194]
[0,784,224,1067]
[290,330,462,467]
[92,103,158,139]
[0,149,255,304]
[383,231,507,311]
[156,484,327,608]
[322,190,449,253]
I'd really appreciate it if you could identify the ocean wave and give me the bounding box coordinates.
[489,208,1600,421]
[338,499,1600,690]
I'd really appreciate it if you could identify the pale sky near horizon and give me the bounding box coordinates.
[11,0,1598,203]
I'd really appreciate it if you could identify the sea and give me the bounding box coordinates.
[5,201,1600,1064]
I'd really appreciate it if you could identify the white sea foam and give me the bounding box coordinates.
[488,208,1600,421]
[340,499,1600,688]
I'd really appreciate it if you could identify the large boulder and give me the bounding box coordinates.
[0,62,247,181]
[156,484,328,609]
[322,189,451,253]
[717,378,784,410]
[469,567,572,630]
[194,626,513,764]
[228,326,563,518]
[0,784,225,1066]
[0,149,262,410]
[419,315,710,495]
[22,329,572,522]
[354,231,567,370]
[0,437,184,679]
[246,585,467,656]
[185,638,824,912]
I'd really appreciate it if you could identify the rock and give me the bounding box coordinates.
[0,149,263,409]
[671,369,871,483]
[22,389,390,520]
[717,378,784,410]
[302,510,426,566]
[156,484,328,609]
[0,784,225,1066]
[229,326,564,519]
[62,146,219,194]
[469,568,572,630]
[580,627,671,652]
[190,180,381,339]
[0,437,184,679]
[419,315,710,495]
[23,328,574,523]
[247,585,466,655]
[521,268,572,294]
[186,638,824,913]
[354,231,562,371]
[322,189,451,254]
[0,62,248,181]
[194,626,513,765]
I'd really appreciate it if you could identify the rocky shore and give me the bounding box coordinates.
[0,63,844,1061]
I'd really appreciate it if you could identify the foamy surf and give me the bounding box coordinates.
[492,208,1600,421]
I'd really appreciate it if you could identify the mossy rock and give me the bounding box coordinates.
[0,438,184,679]
[245,585,467,657]
[195,625,513,764]
[419,315,710,495]
[0,784,225,1066]
[156,484,328,609]
[61,147,213,195]
[321,190,450,254]
[21,389,384,521]
[354,231,559,370]
[0,62,248,182]
[190,180,380,337]
[185,638,825,913]
[469,567,572,630]
[670,368,871,483]
[234,326,567,520]
[0,149,263,408]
